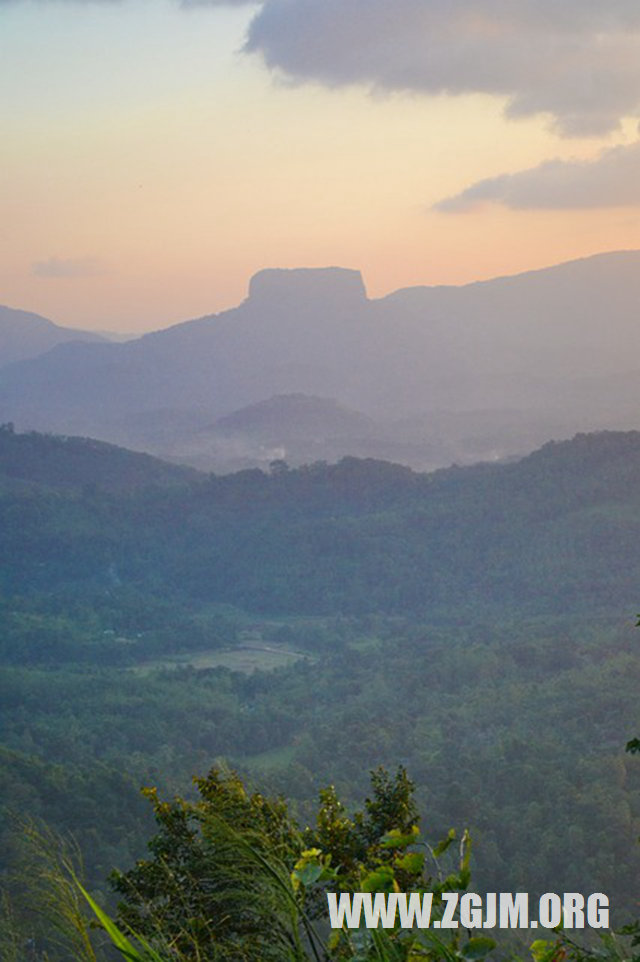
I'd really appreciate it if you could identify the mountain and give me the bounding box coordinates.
[162,394,380,471]
[0,424,198,492]
[0,305,106,367]
[161,394,498,473]
[3,425,640,617]
[212,393,374,440]
[3,252,640,468]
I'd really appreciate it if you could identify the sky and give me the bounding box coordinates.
[2,0,640,332]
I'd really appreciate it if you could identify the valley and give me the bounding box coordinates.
[0,425,639,942]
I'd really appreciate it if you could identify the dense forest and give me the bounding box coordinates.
[1,426,639,959]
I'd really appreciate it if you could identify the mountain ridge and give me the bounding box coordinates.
[2,250,640,472]
[3,425,640,618]
[0,304,107,368]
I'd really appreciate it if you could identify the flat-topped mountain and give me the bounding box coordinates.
[2,251,640,468]
[246,266,367,309]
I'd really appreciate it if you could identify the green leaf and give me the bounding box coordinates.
[433,829,457,857]
[530,938,558,962]
[460,936,496,960]
[361,865,396,893]
[77,883,154,962]
[394,851,424,874]
[380,825,420,850]
[293,862,325,886]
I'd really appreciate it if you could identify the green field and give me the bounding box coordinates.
[133,643,310,675]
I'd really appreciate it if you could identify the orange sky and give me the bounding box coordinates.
[2,1,640,332]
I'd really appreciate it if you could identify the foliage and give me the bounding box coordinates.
[5,429,640,621]
[104,767,486,962]
[524,739,640,962]
[111,769,310,961]
[0,819,103,962]
[2,765,639,962]
[1,428,640,944]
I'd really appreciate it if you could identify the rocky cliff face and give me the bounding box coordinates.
[247,267,367,311]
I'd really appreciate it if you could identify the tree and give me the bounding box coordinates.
[107,766,485,962]
[111,769,307,961]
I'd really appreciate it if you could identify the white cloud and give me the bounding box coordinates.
[31,257,106,278]
[434,140,640,211]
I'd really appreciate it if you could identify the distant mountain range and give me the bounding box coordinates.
[0,305,106,367]
[3,251,640,471]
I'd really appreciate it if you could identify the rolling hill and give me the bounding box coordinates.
[3,425,640,618]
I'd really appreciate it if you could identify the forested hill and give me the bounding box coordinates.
[3,427,640,618]
[0,424,198,492]
[2,426,640,935]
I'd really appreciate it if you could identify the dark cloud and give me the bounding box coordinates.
[31,257,106,278]
[434,141,640,211]
[242,0,640,136]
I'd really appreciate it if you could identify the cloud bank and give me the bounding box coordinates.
[241,0,640,136]
[6,1,640,135]
[434,140,640,211]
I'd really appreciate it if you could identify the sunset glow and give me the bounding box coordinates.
[3,0,640,330]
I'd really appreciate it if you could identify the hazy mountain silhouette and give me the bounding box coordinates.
[211,393,374,440]
[2,252,640,470]
[0,305,106,367]
[160,394,512,473]
[159,393,399,472]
